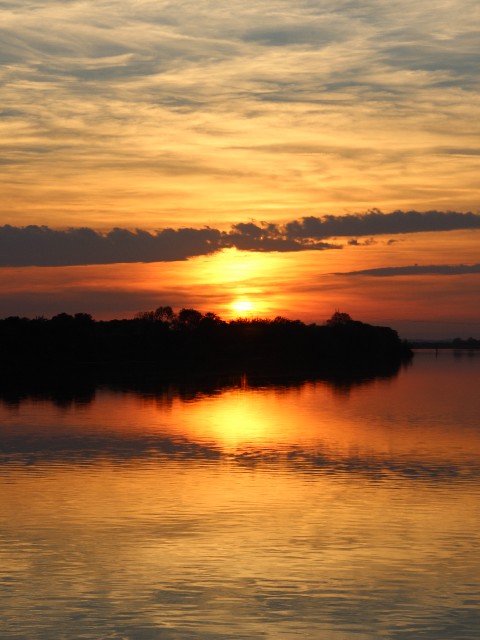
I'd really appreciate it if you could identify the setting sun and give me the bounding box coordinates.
[231,299,254,314]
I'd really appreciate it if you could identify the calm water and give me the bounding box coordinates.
[1,351,480,639]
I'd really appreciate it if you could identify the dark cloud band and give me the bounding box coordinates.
[1,210,479,267]
[284,209,480,239]
[335,264,480,277]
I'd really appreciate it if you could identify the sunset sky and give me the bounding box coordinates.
[1,0,480,338]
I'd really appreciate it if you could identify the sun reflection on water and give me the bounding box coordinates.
[1,355,480,640]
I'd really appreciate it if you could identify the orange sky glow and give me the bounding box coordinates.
[1,1,480,338]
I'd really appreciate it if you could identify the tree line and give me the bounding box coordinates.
[0,308,412,379]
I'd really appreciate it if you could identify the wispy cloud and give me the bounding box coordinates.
[1,210,479,267]
[1,1,480,226]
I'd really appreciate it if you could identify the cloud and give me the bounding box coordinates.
[227,221,341,253]
[1,210,480,267]
[284,210,480,239]
[0,223,341,267]
[2,1,480,226]
[347,238,376,246]
[335,264,480,277]
[0,225,222,267]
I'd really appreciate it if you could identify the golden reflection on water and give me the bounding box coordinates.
[1,353,480,639]
[158,361,472,464]
[1,352,480,472]
[2,453,480,639]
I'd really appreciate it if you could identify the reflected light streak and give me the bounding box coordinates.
[184,391,278,449]
[2,356,480,469]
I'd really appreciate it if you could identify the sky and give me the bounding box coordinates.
[1,0,480,338]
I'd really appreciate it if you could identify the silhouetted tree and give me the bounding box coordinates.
[178,308,203,328]
[153,306,175,323]
[0,305,413,379]
[326,311,353,326]
[51,312,74,324]
[200,312,224,327]
[74,313,94,324]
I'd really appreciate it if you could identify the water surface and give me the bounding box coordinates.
[1,351,479,639]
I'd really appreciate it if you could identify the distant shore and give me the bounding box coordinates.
[407,338,480,350]
[0,309,413,385]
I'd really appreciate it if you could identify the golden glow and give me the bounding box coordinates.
[7,370,480,461]
[1,234,480,338]
[231,299,254,314]
[0,226,478,342]
[191,392,275,448]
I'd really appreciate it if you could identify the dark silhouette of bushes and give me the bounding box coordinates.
[0,308,412,380]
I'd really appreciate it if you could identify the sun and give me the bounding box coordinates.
[231,299,254,314]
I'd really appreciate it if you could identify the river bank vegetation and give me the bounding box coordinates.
[0,308,412,382]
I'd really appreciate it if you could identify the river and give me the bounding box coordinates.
[1,350,479,639]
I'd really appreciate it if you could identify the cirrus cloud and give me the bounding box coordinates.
[1,0,480,226]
